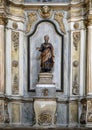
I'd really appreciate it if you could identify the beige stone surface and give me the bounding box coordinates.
[12,103,20,123]
[0,25,4,93]
[38,73,53,84]
[87,26,92,95]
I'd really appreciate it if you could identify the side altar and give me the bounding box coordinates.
[34,35,57,126]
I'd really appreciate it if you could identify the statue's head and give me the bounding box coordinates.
[44,35,49,42]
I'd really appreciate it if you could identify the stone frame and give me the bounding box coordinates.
[27,20,64,92]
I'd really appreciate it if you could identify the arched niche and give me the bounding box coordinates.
[28,20,64,92]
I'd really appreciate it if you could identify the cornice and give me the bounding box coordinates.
[7,0,87,11]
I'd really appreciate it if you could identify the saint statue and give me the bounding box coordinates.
[36,35,54,72]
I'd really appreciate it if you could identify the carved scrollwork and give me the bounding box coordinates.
[39,6,52,19]
[54,12,66,34]
[38,111,52,125]
[73,32,80,51]
[26,12,37,33]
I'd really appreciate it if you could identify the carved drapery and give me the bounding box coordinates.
[11,31,19,95]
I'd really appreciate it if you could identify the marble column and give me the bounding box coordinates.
[87,14,92,95]
[0,16,5,94]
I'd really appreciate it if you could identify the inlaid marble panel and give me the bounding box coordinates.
[11,103,20,123]
[69,101,78,123]
[22,103,34,124]
[56,103,67,125]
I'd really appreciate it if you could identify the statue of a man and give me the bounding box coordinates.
[36,35,54,72]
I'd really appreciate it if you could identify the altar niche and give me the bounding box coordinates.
[27,20,64,92]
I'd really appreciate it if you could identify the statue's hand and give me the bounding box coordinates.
[36,47,40,50]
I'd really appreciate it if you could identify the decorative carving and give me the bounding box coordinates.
[0,101,4,123]
[11,0,24,2]
[73,32,80,51]
[39,6,52,19]
[54,12,66,34]
[11,31,19,95]
[4,101,10,123]
[12,60,18,67]
[26,12,37,33]
[38,111,52,125]
[12,31,19,51]
[87,14,92,26]
[87,100,92,122]
[80,99,87,124]
[74,23,79,29]
[43,88,48,96]
[73,60,79,67]
[0,15,7,25]
[12,74,19,94]
[68,8,82,18]
[8,5,24,17]
[12,22,18,29]
[72,74,79,95]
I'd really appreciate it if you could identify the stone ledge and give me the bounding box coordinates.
[0,128,92,130]
[0,127,92,130]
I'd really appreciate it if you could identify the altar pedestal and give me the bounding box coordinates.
[34,73,57,126]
